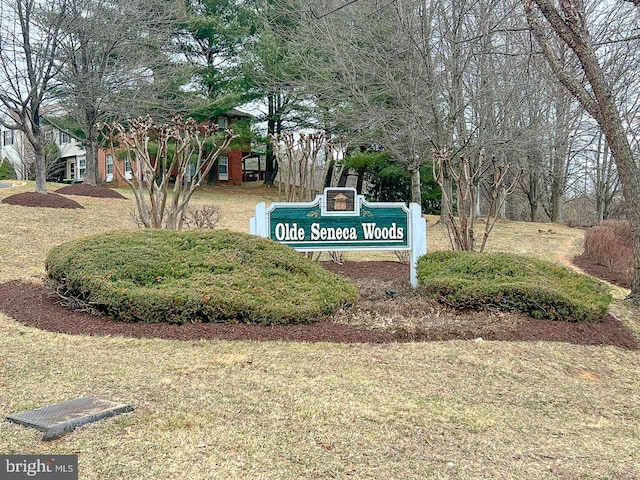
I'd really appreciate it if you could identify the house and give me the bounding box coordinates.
[98,149,133,185]
[194,109,266,186]
[100,109,265,187]
[0,125,28,179]
[1,107,264,186]
[0,116,86,183]
[42,118,87,183]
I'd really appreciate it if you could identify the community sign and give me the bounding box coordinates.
[250,188,427,287]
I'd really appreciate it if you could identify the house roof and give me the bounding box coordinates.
[41,116,85,141]
[223,108,253,119]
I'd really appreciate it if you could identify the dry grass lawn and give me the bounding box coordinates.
[1,181,640,479]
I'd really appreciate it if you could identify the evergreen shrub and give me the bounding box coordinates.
[0,159,17,180]
[46,229,358,325]
[417,251,611,322]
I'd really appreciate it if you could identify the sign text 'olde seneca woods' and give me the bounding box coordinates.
[250,188,427,287]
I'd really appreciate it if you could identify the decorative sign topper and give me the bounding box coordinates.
[250,188,427,287]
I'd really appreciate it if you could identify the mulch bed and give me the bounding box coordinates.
[1,192,83,209]
[0,280,401,344]
[0,262,637,347]
[573,253,631,289]
[55,184,127,199]
[1,184,125,209]
[0,189,637,347]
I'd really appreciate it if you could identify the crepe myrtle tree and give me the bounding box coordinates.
[101,115,237,230]
[270,130,348,263]
[270,131,337,202]
[433,149,519,252]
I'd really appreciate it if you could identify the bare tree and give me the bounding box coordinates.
[433,149,519,251]
[270,129,348,263]
[270,131,330,202]
[524,0,640,301]
[279,0,551,219]
[593,131,620,221]
[277,0,438,204]
[55,0,191,186]
[101,116,237,230]
[0,0,70,194]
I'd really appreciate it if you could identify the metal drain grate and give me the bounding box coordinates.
[7,396,133,441]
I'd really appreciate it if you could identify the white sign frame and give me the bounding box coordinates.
[251,190,427,287]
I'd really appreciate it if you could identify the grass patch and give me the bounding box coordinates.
[46,229,358,325]
[2,181,640,479]
[2,317,640,479]
[417,251,611,322]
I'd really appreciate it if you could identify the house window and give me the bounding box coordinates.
[217,116,228,130]
[124,156,132,179]
[78,157,86,179]
[44,130,54,143]
[218,155,229,181]
[106,154,114,181]
[59,131,71,144]
[3,130,14,146]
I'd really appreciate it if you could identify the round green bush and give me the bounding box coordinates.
[46,229,359,325]
[417,251,611,322]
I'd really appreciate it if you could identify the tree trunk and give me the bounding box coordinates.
[30,109,47,194]
[524,0,640,300]
[34,143,47,194]
[82,110,99,185]
[264,114,276,186]
[549,84,570,223]
[550,177,563,223]
[527,173,539,222]
[409,167,422,206]
[594,132,611,222]
[354,169,364,193]
[83,134,98,186]
[549,133,565,223]
[440,172,453,218]
[263,92,282,186]
[529,201,537,223]
[498,187,506,219]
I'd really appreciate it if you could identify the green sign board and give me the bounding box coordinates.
[251,188,427,287]
[268,201,409,250]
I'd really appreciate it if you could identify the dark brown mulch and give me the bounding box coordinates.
[322,260,410,282]
[573,253,631,289]
[1,192,83,209]
[55,183,127,199]
[0,260,637,348]
[0,280,399,344]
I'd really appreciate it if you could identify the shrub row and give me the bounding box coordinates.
[417,251,611,322]
[46,229,358,325]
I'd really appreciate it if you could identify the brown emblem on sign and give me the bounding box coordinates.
[333,193,348,210]
[326,189,355,212]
